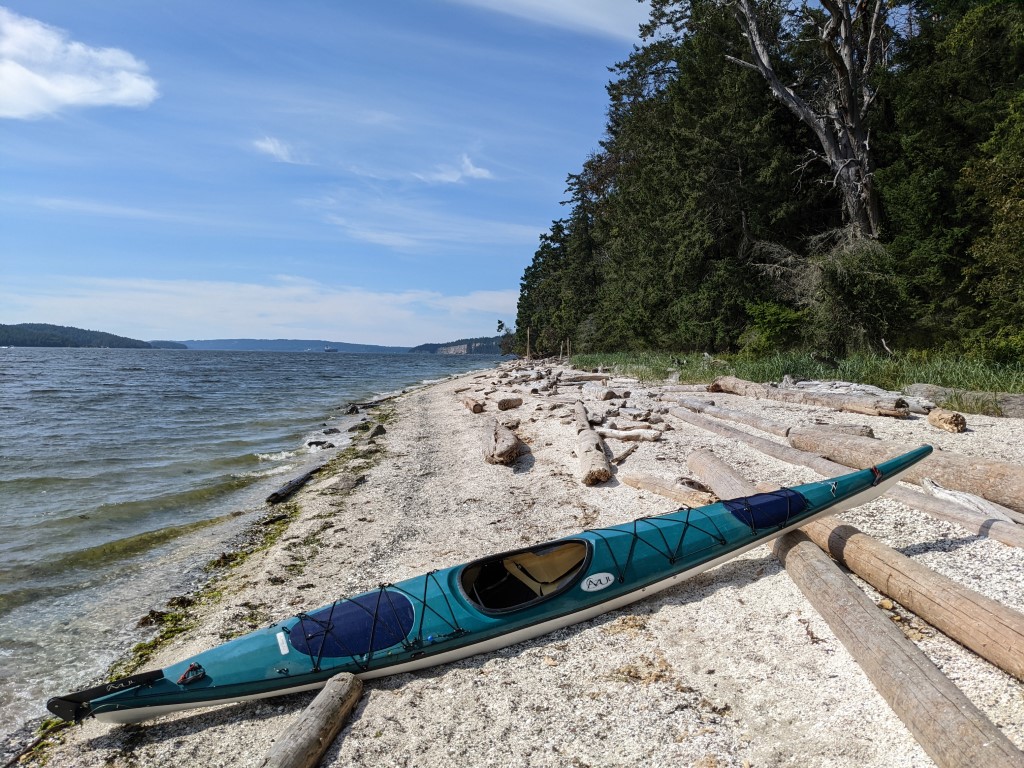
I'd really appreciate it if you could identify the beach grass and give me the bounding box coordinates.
[569,351,1024,394]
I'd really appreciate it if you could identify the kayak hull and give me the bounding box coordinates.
[50,445,932,725]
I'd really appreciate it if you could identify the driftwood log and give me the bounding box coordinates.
[619,473,718,507]
[799,514,1024,682]
[497,396,523,411]
[482,419,522,465]
[668,408,1024,548]
[594,427,662,442]
[927,408,968,433]
[775,533,1024,768]
[575,401,612,485]
[460,396,484,414]
[787,429,1024,513]
[710,376,910,418]
[676,398,875,438]
[266,466,322,504]
[685,451,1024,768]
[921,479,1024,526]
[260,673,363,768]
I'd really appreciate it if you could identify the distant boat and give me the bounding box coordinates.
[324,346,338,352]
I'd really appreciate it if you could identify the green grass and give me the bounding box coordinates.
[570,351,1024,394]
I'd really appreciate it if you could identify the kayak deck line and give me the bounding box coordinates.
[48,445,932,725]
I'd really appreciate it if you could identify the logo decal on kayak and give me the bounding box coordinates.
[581,572,615,592]
[276,632,290,655]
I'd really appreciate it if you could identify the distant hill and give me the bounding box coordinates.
[408,335,505,355]
[178,338,410,353]
[0,323,152,348]
[149,340,188,349]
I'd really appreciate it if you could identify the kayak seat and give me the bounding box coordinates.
[505,543,588,597]
[461,540,589,612]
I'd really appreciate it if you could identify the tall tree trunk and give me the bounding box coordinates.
[726,0,887,237]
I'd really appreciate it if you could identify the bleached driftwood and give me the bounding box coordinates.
[685,451,1024,768]
[575,401,612,485]
[667,408,1024,548]
[595,427,662,442]
[927,408,967,433]
[260,674,362,768]
[710,376,910,418]
[921,478,1024,525]
[497,396,523,411]
[787,428,1024,513]
[619,472,718,507]
[460,396,484,414]
[780,376,935,414]
[482,419,522,465]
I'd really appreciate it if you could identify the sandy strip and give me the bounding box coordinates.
[33,363,1024,767]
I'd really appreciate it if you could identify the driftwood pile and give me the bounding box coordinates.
[453,360,1024,767]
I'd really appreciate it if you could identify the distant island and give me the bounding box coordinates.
[178,338,410,353]
[1,324,505,355]
[0,323,157,348]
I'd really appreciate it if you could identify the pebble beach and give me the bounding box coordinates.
[23,362,1024,768]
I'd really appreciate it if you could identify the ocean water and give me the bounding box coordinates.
[0,347,497,733]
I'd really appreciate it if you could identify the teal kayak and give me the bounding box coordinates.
[48,445,932,724]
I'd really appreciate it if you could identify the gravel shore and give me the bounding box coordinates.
[28,363,1024,767]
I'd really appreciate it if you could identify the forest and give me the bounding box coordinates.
[512,0,1023,363]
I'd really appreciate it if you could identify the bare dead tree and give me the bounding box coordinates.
[647,0,891,238]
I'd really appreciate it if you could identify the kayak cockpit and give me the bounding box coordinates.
[460,540,590,613]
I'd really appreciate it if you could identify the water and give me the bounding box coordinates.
[0,347,497,733]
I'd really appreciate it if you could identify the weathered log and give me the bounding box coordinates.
[774,533,1024,768]
[577,429,612,485]
[667,408,1024,548]
[799,515,1024,682]
[687,452,1024,767]
[927,408,967,433]
[659,384,712,393]
[610,444,638,465]
[575,401,612,485]
[564,373,610,383]
[460,395,484,414]
[594,427,662,442]
[676,397,791,437]
[710,376,910,418]
[810,420,875,438]
[266,466,321,504]
[482,419,522,465]
[921,479,1024,526]
[619,472,718,507]
[260,673,363,768]
[697,459,1024,682]
[906,383,1024,418]
[788,428,1024,513]
[497,396,523,411]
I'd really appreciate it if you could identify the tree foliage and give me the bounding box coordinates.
[514,0,1024,360]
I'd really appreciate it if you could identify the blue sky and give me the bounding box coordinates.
[0,1,649,345]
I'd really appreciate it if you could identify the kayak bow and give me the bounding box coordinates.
[48,445,932,724]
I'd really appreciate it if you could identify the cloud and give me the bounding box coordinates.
[252,135,306,164]
[0,7,158,119]
[0,276,520,346]
[306,189,538,252]
[414,154,493,184]
[447,0,649,42]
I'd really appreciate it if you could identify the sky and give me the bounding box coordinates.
[0,1,650,346]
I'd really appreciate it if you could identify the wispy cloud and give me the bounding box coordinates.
[414,154,494,184]
[0,276,519,346]
[27,196,200,223]
[308,190,538,252]
[0,7,158,119]
[251,135,306,164]
[447,0,649,42]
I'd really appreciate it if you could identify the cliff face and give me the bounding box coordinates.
[409,336,503,355]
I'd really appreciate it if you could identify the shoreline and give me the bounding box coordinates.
[22,362,1024,767]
